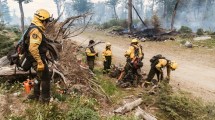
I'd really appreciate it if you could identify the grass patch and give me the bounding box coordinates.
[193,39,215,48]
[93,68,118,96]
[66,96,99,120]
[105,115,137,120]
[9,95,100,120]
[141,82,215,120]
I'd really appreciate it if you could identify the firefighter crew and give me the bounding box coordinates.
[102,42,112,74]
[85,40,98,71]
[144,57,178,88]
[27,9,53,103]
[121,38,144,86]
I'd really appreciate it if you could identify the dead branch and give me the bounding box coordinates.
[53,12,93,41]
[62,15,93,39]
[135,106,157,120]
[51,68,67,85]
[87,78,111,102]
[114,98,143,114]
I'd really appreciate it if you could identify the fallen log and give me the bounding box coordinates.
[114,98,143,114]
[135,106,157,120]
[0,66,36,76]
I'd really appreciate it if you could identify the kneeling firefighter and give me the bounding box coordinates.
[144,54,178,88]
[24,9,53,102]
[118,39,144,87]
[102,42,112,74]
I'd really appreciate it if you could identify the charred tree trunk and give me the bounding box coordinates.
[113,6,118,20]
[171,0,180,30]
[162,2,168,28]
[132,4,148,28]
[128,0,132,33]
[18,1,24,33]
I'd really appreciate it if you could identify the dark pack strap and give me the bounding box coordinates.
[25,24,44,39]
[131,45,140,57]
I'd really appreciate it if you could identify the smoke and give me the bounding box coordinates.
[73,0,215,32]
[173,0,215,31]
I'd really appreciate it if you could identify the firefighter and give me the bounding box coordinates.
[144,56,178,88]
[102,42,112,74]
[27,9,53,103]
[85,40,98,71]
[119,39,144,87]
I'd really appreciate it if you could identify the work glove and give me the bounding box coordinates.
[37,61,44,72]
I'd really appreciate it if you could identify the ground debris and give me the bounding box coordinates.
[108,28,178,41]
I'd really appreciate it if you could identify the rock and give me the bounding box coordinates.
[193,36,212,41]
[13,92,21,97]
[140,37,146,42]
[2,30,8,33]
[184,41,193,48]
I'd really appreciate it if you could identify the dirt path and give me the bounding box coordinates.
[71,31,215,102]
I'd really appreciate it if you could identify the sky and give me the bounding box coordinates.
[7,0,106,18]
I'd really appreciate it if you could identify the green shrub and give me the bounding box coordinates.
[196,28,204,35]
[0,33,17,57]
[178,26,192,33]
[109,26,124,31]
[102,19,127,29]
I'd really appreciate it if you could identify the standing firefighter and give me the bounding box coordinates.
[102,42,112,74]
[144,54,178,88]
[118,39,144,87]
[85,40,98,71]
[26,9,53,103]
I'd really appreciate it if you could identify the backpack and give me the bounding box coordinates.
[150,54,165,63]
[7,25,60,71]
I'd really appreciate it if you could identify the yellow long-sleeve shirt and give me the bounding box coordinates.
[125,44,143,59]
[85,48,97,56]
[28,17,45,64]
[155,59,171,79]
[102,49,112,60]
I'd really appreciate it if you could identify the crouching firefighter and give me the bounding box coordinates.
[85,40,98,72]
[102,42,112,74]
[117,39,144,87]
[144,54,178,88]
[15,9,53,103]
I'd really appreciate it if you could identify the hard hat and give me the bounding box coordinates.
[89,40,95,44]
[34,9,51,21]
[170,61,178,70]
[131,39,138,43]
[106,42,111,47]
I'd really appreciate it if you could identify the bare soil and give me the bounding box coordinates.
[71,30,215,102]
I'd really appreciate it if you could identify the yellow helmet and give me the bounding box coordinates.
[131,39,138,43]
[34,9,50,21]
[170,61,178,70]
[106,42,111,47]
